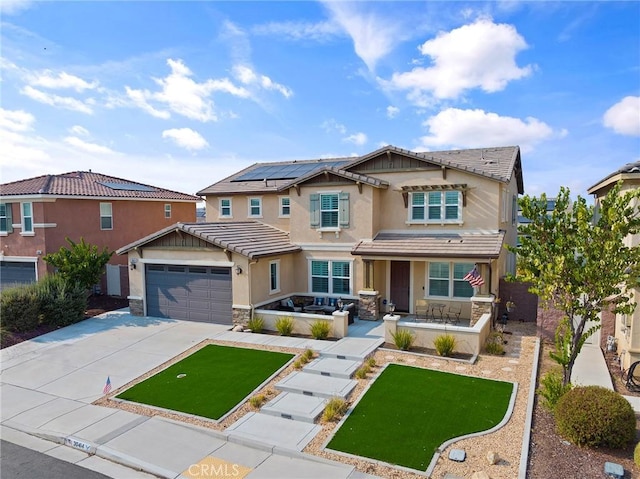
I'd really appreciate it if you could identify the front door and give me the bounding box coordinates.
[390,261,410,313]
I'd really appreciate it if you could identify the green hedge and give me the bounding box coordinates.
[1,275,87,333]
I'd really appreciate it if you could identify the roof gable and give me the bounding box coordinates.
[277,167,389,193]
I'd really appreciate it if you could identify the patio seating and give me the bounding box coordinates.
[415,299,429,321]
[279,298,302,313]
[446,304,461,324]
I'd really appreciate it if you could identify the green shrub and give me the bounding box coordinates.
[310,320,331,340]
[555,386,636,448]
[635,442,640,467]
[275,315,295,336]
[484,332,505,356]
[246,315,264,333]
[537,368,572,413]
[303,349,315,361]
[322,397,348,423]
[434,334,457,357]
[355,364,370,379]
[35,275,86,328]
[366,357,377,368]
[391,329,415,351]
[249,394,265,409]
[293,359,304,370]
[0,284,42,332]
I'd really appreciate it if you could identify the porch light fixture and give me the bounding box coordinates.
[129,258,137,270]
[235,265,242,275]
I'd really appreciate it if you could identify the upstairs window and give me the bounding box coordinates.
[219,198,232,218]
[0,203,12,233]
[310,192,349,229]
[321,194,338,227]
[410,191,462,223]
[164,204,172,219]
[248,197,262,217]
[100,202,113,230]
[279,196,290,217]
[22,202,34,234]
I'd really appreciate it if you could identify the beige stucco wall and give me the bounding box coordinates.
[204,194,291,232]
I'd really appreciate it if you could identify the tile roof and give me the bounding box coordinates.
[277,167,389,192]
[587,160,640,193]
[117,221,301,260]
[351,231,506,259]
[0,171,200,201]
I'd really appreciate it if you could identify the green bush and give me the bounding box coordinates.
[246,315,265,333]
[310,320,331,340]
[275,315,295,336]
[434,334,457,357]
[555,386,636,448]
[484,331,505,356]
[249,394,265,409]
[293,359,304,370]
[537,368,572,413]
[355,364,370,379]
[366,357,377,368]
[303,349,315,361]
[0,284,42,332]
[35,275,86,328]
[322,396,348,423]
[635,442,640,467]
[391,329,415,351]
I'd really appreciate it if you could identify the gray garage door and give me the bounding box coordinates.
[0,261,36,290]
[145,264,232,324]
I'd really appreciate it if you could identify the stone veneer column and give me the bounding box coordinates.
[232,306,251,326]
[358,290,379,321]
[128,296,144,316]
[470,295,496,327]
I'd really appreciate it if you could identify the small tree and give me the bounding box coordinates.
[509,184,640,386]
[43,237,114,292]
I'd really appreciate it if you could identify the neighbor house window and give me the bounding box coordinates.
[428,262,474,298]
[279,196,290,217]
[269,260,280,294]
[248,197,262,217]
[0,203,12,233]
[164,204,171,218]
[310,260,351,295]
[410,191,462,223]
[100,202,112,230]
[219,198,232,218]
[21,202,34,234]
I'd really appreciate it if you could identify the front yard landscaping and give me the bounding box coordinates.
[116,344,293,420]
[326,363,514,471]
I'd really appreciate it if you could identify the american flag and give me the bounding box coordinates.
[463,266,485,287]
[103,376,112,395]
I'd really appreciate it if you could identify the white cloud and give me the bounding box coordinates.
[603,96,640,136]
[386,106,400,119]
[0,108,51,171]
[418,108,560,152]
[322,119,347,135]
[0,0,32,15]
[125,86,171,119]
[162,128,209,151]
[68,125,89,136]
[29,70,98,92]
[63,136,114,154]
[386,18,532,101]
[322,2,402,71]
[252,20,341,42]
[344,132,368,146]
[21,85,94,114]
[233,65,293,98]
[0,108,35,132]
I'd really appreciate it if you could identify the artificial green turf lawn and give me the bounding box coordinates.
[327,364,513,471]
[116,344,293,420]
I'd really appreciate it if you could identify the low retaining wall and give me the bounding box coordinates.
[253,308,348,339]
[384,312,492,356]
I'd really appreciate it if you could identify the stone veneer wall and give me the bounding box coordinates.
[470,297,494,327]
[129,298,144,316]
[232,307,251,326]
[358,291,379,321]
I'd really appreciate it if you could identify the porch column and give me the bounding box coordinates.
[384,313,400,344]
[332,310,349,338]
[470,294,496,327]
[363,259,374,290]
[358,290,379,321]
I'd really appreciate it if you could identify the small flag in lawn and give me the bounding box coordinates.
[463,266,485,287]
[103,376,112,395]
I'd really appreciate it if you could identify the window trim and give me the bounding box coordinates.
[0,203,12,234]
[408,191,463,225]
[279,196,291,218]
[164,203,172,219]
[308,259,353,296]
[269,260,280,294]
[100,202,113,230]
[21,202,34,234]
[247,197,262,218]
[426,261,475,299]
[219,198,233,218]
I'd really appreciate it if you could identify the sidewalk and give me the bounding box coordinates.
[1,310,378,479]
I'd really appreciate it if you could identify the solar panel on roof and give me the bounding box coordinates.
[231,160,351,182]
[99,182,156,192]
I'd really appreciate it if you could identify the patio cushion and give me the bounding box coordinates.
[314,297,325,306]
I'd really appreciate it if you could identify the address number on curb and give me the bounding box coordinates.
[65,437,92,453]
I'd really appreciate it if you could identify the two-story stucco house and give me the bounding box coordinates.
[588,161,640,371]
[0,171,200,295]
[118,145,523,326]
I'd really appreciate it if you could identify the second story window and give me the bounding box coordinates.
[279,196,290,217]
[100,202,113,230]
[248,197,262,217]
[21,202,33,234]
[0,203,13,234]
[310,192,350,229]
[321,194,339,227]
[410,191,462,223]
[220,198,232,218]
[164,204,172,218]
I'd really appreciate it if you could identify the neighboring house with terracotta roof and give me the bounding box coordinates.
[588,161,640,371]
[118,145,523,326]
[0,171,199,295]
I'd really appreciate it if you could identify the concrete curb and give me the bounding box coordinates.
[518,337,541,479]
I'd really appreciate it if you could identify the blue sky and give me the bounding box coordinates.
[1,1,638,199]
